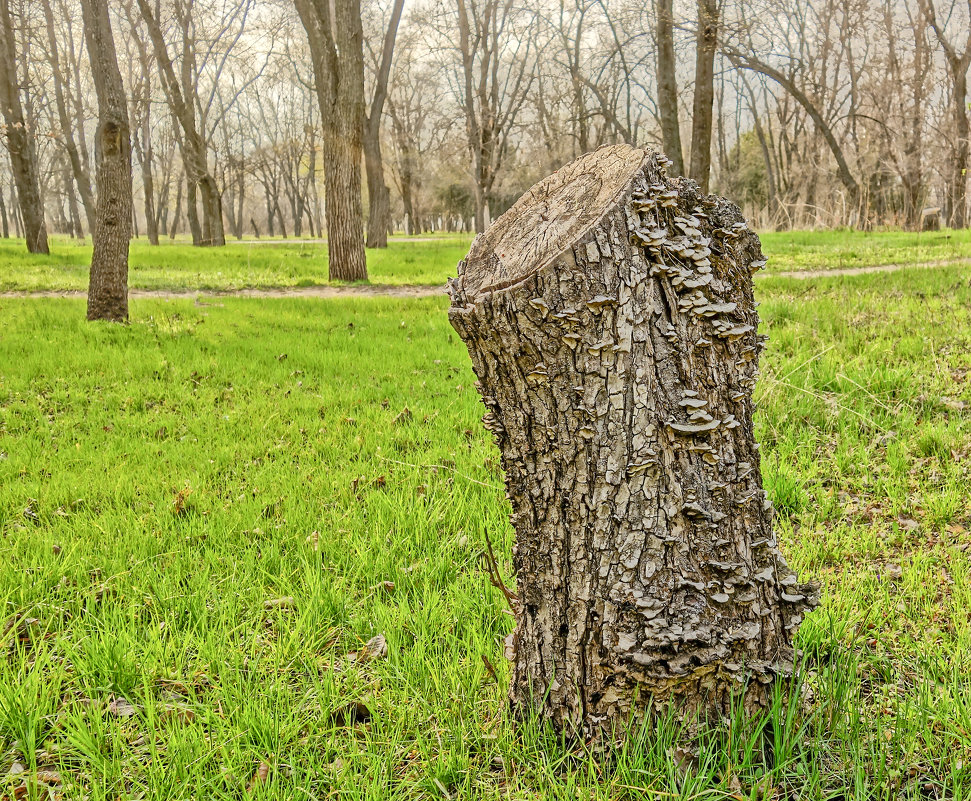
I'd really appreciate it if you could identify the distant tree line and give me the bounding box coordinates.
[0,0,968,264]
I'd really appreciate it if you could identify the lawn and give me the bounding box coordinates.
[0,228,969,292]
[1,263,970,797]
[0,235,472,292]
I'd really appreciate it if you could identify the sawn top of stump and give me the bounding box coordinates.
[458,144,650,297]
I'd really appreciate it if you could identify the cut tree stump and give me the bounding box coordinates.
[448,144,819,741]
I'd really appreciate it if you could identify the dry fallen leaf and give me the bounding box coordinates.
[897,516,919,532]
[357,634,387,662]
[108,696,138,718]
[35,771,61,785]
[246,760,271,792]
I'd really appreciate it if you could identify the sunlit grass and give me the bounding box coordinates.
[1,264,970,797]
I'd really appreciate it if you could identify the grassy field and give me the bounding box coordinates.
[0,235,472,292]
[1,256,970,798]
[0,228,969,292]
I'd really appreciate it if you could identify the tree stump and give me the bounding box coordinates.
[448,144,819,741]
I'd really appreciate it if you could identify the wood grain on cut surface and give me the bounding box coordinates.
[448,144,818,743]
[458,145,648,296]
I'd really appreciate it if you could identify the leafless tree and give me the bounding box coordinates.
[919,0,971,228]
[0,0,49,252]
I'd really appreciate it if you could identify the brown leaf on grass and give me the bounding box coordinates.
[306,531,320,551]
[371,581,395,594]
[161,703,196,723]
[393,407,413,425]
[3,616,40,647]
[897,516,919,532]
[481,654,498,683]
[263,597,295,611]
[246,760,271,792]
[884,563,903,580]
[356,634,387,662]
[108,696,138,718]
[173,485,193,517]
[5,762,25,779]
[35,771,61,786]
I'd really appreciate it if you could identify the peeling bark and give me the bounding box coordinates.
[448,144,818,742]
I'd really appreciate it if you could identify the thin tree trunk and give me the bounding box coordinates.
[688,0,718,193]
[64,164,83,238]
[0,0,49,253]
[949,70,969,228]
[0,190,8,237]
[136,130,159,245]
[170,169,183,239]
[364,136,391,247]
[448,145,818,741]
[363,0,404,248]
[81,0,132,322]
[656,0,684,175]
[10,187,21,237]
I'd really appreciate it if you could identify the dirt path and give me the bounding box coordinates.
[0,284,448,300]
[767,257,968,280]
[2,258,967,301]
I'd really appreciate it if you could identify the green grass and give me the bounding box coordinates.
[1,228,969,292]
[1,264,971,797]
[759,228,971,273]
[0,234,473,291]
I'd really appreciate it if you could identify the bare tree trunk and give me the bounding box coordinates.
[135,127,159,245]
[448,144,818,741]
[296,0,368,280]
[81,0,132,322]
[0,0,48,254]
[688,0,718,192]
[63,164,83,238]
[364,0,404,248]
[364,133,392,247]
[951,69,969,228]
[170,169,183,239]
[0,190,8,237]
[656,0,684,175]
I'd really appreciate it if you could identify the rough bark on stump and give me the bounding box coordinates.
[448,144,819,741]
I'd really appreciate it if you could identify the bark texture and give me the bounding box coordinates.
[448,144,818,741]
[82,0,131,322]
[295,0,368,281]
